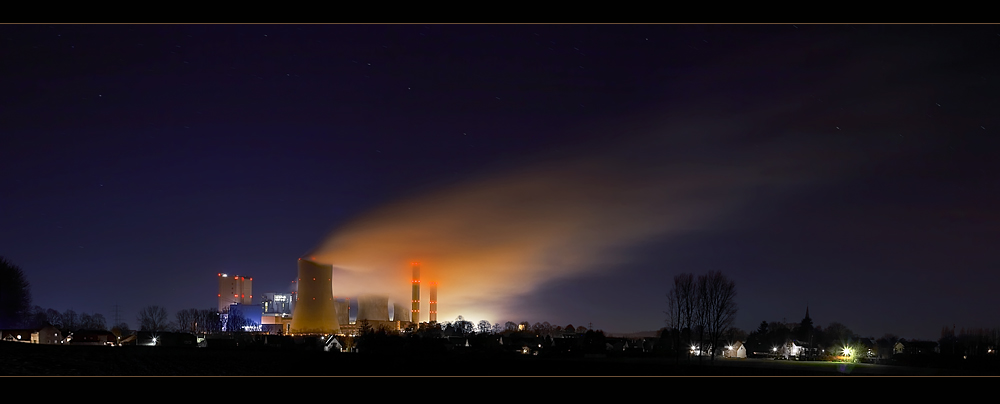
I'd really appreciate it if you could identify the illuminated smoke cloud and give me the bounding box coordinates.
[306,36,952,323]
[306,106,877,324]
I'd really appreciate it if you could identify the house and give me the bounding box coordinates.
[723,341,747,358]
[70,329,117,346]
[1,325,63,344]
[779,340,819,360]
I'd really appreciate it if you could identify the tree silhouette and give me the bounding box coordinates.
[137,305,171,331]
[666,273,696,361]
[797,307,815,359]
[0,256,32,328]
[225,309,252,332]
[358,319,373,335]
[478,320,492,334]
[62,309,79,332]
[697,271,738,362]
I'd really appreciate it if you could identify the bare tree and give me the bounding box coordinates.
[136,305,171,331]
[79,313,94,329]
[199,309,222,333]
[45,308,63,328]
[91,313,107,330]
[697,271,738,362]
[61,309,79,332]
[176,309,195,332]
[225,310,251,332]
[27,306,48,328]
[666,273,697,361]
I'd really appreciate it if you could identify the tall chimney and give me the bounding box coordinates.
[429,281,438,323]
[411,262,420,324]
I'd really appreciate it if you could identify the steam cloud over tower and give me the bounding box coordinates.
[290,259,340,334]
[411,262,420,324]
[429,281,438,323]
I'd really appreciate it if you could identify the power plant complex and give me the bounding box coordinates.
[220,258,439,336]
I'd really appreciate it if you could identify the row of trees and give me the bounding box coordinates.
[1,257,132,335]
[136,305,225,333]
[441,316,591,337]
[665,271,738,362]
[21,306,121,332]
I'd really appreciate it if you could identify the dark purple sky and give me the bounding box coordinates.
[2,24,999,340]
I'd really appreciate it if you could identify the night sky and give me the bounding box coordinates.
[3,24,999,340]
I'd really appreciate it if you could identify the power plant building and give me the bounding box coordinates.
[278,259,435,335]
[261,292,294,315]
[218,273,253,312]
[290,259,340,334]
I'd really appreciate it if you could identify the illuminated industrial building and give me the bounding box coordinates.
[218,273,253,312]
[429,281,438,323]
[261,292,294,315]
[289,259,340,334]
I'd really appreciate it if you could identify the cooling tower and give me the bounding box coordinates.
[392,302,410,322]
[411,262,420,324]
[429,281,438,323]
[335,299,350,326]
[357,295,390,322]
[290,259,340,334]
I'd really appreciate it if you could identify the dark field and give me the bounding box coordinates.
[2,341,995,376]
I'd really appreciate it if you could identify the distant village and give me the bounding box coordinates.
[2,260,998,373]
[2,304,998,373]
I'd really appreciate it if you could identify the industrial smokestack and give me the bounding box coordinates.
[411,262,420,324]
[429,281,438,323]
[290,259,340,334]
